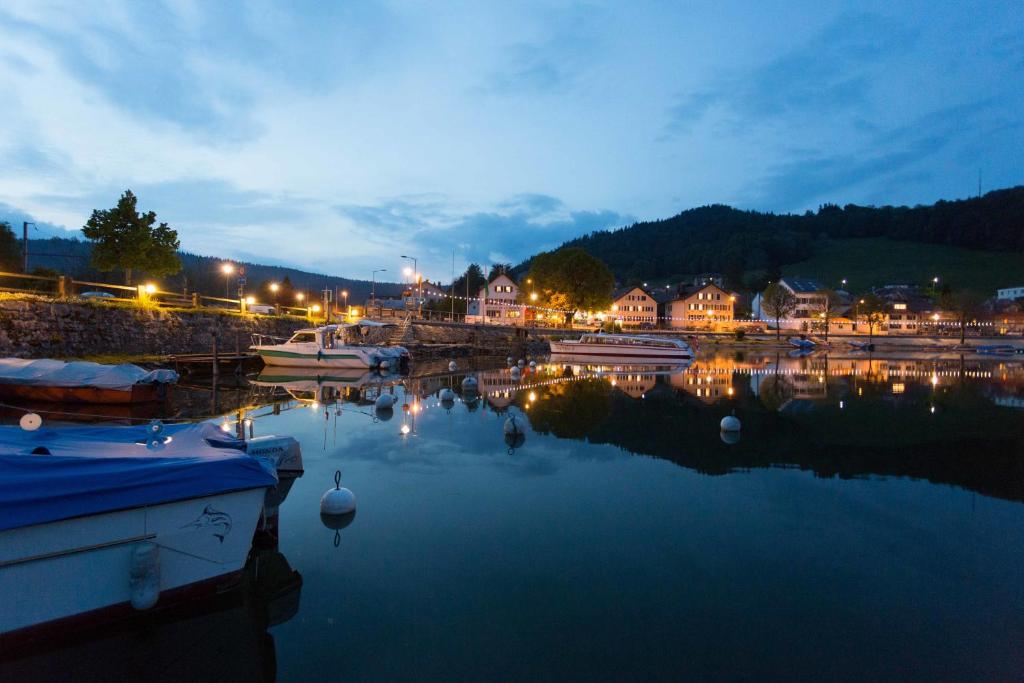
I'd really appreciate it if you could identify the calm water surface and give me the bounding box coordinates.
[5,351,1024,681]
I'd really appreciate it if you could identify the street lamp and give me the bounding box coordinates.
[530,292,538,302]
[221,263,234,298]
[372,269,386,310]
[400,255,420,316]
[341,289,349,318]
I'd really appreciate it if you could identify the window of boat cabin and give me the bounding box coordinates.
[290,332,317,343]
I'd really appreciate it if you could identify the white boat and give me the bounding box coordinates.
[0,422,283,641]
[251,325,409,369]
[549,332,693,363]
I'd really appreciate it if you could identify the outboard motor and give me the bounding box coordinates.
[246,435,304,477]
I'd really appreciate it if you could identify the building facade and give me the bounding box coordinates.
[997,286,1024,301]
[665,284,737,329]
[466,273,525,326]
[610,286,657,327]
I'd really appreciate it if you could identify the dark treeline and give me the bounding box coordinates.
[526,186,1024,288]
[19,236,404,302]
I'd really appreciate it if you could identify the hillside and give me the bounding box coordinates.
[522,186,1024,290]
[781,238,1023,294]
[22,237,404,301]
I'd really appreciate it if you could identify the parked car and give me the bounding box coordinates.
[79,291,116,300]
[247,304,276,315]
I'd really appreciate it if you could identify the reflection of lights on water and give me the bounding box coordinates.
[839,400,844,409]
[528,391,537,402]
[610,379,617,386]
[311,401,319,409]
[930,374,938,386]
[220,422,231,432]
[400,424,411,435]
[858,387,863,396]
[930,406,936,414]
[727,387,734,396]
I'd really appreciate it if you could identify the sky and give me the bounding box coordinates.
[0,0,1021,282]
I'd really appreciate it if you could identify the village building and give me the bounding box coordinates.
[466,273,525,326]
[665,283,737,329]
[610,286,657,327]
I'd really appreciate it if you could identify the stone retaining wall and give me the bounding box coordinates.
[0,296,305,358]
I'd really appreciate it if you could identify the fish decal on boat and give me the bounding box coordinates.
[181,505,233,543]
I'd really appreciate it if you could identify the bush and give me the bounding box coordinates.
[734,329,746,341]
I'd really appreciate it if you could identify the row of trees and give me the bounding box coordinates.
[760,283,987,344]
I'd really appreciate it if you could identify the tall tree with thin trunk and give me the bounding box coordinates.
[858,293,886,342]
[817,288,841,342]
[940,289,986,344]
[761,283,797,340]
[82,190,181,285]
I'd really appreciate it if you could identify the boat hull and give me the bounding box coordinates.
[0,382,171,404]
[253,346,408,369]
[0,487,267,639]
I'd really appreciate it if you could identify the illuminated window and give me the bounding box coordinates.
[892,383,905,394]
[894,303,907,310]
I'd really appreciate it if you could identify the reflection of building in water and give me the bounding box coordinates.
[612,373,657,398]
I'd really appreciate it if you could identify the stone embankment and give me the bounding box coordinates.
[0,296,302,358]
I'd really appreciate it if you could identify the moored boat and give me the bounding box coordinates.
[789,337,816,350]
[0,359,178,404]
[549,333,693,363]
[251,325,409,369]
[0,422,285,642]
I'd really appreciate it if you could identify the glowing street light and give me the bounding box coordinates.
[245,296,255,305]
[144,283,157,294]
[269,282,280,293]
[221,263,234,297]
[530,292,538,302]
[403,266,413,277]
[295,292,305,302]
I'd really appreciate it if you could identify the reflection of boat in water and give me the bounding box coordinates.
[0,422,295,642]
[1,545,302,681]
[251,367,402,405]
[251,324,409,369]
[789,338,816,350]
[550,333,693,363]
[976,344,1022,355]
[0,359,177,404]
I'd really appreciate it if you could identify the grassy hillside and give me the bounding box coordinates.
[781,237,1023,294]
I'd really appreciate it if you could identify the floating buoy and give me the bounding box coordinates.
[720,411,741,432]
[320,470,356,515]
[529,360,536,368]
[439,388,456,402]
[19,413,42,431]
[448,360,458,371]
[720,431,741,445]
[517,359,525,368]
[510,366,521,380]
[503,414,525,436]
[379,360,390,371]
[462,376,479,392]
[375,393,396,410]
[506,356,514,365]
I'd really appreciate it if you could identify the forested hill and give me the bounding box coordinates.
[533,186,1024,288]
[22,236,404,301]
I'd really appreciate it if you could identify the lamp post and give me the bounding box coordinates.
[371,269,386,312]
[341,289,349,320]
[221,263,234,298]
[400,255,419,316]
[854,298,865,333]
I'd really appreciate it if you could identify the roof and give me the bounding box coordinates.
[781,277,825,293]
[668,282,739,303]
[612,286,651,301]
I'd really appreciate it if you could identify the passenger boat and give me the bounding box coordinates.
[549,333,693,363]
[0,359,177,404]
[0,422,292,642]
[251,325,409,370]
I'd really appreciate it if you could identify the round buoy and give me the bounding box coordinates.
[379,360,390,371]
[375,393,396,410]
[462,376,479,392]
[720,411,741,432]
[504,414,525,436]
[506,356,514,365]
[19,413,42,431]
[439,388,456,402]
[517,359,525,368]
[448,361,458,372]
[720,431,741,445]
[320,470,356,515]
[529,360,537,368]
[510,366,521,380]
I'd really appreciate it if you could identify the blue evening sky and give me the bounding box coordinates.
[1,1,1021,280]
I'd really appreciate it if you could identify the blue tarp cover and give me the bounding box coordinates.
[0,423,277,532]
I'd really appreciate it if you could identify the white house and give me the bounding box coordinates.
[466,273,525,325]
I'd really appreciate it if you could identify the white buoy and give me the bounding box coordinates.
[720,411,741,432]
[506,356,514,365]
[517,359,525,368]
[448,360,458,371]
[510,366,521,380]
[503,414,525,436]
[720,431,741,445]
[379,360,390,371]
[439,388,456,402]
[462,375,479,392]
[19,413,42,431]
[529,360,537,368]
[320,470,356,515]
[375,393,396,410]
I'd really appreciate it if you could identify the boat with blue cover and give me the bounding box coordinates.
[0,422,296,642]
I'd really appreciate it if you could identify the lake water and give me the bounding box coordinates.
[4,351,1024,681]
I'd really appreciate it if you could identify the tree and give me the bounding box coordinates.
[523,247,614,326]
[858,294,887,341]
[0,221,19,272]
[487,263,513,281]
[940,289,986,344]
[816,289,842,342]
[761,283,797,340]
[82,190,181,285]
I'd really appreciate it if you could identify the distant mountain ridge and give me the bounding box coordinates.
[519,186,1024,289]
[23,236,404,302]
